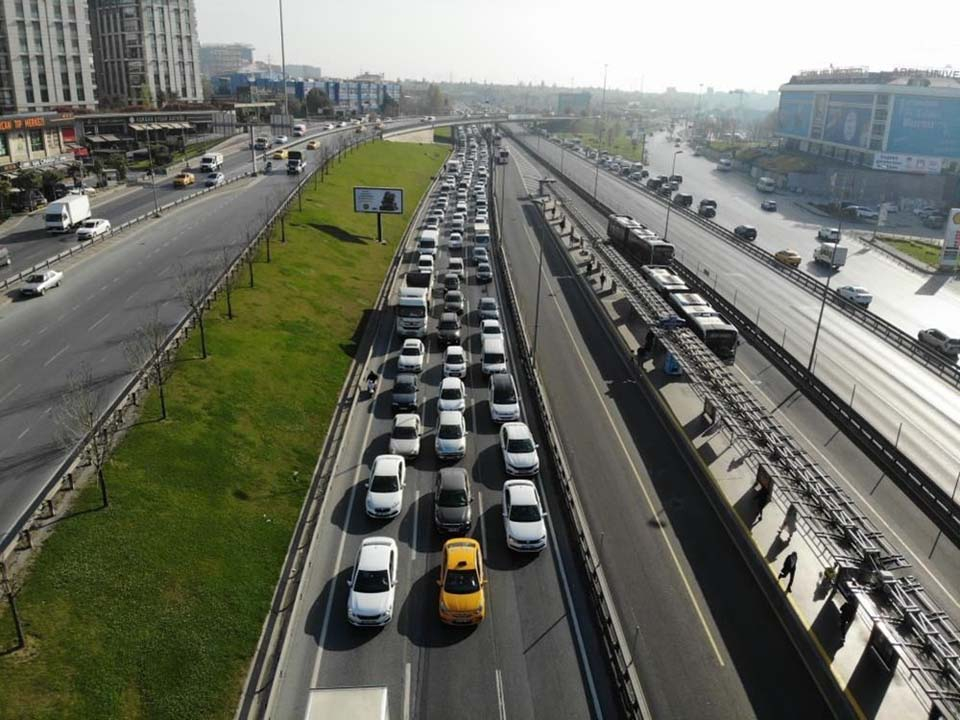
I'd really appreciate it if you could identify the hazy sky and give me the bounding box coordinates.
[196,0,955,93]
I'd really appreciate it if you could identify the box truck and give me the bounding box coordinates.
[199,153,223,172]
[813,244,847,269]
[44,194,91,233]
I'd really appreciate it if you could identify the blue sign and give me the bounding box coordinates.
[887,96,960,159]
[778,92,813,137]
[823,104,871,148]
[658,315,685,330]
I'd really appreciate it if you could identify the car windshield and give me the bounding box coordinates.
[397,306,425,318]
[439,320,458,331]
[441,386,462,400]
[353,569,389,594]
[370,473,399,493]
[481,300,496,310]
[507,437,534,453]
[509,504,541,522]
[494,385,517,403]
[444,568,480,594]
[26,274,44,283]
[439,423,463,440]
[82,221,97,228]
[447,351,464,363]
[401,346,420,356]
[393,425,417,440]
[483,324,499,335]
[438,487,468,507]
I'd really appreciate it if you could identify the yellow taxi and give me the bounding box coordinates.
[272,148,288,160]
[774,249,802,268]
[438,538,486,625]
[306,140,319,150]
[173,172,195,187]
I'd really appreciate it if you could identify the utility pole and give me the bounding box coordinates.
[279,0,289,132]
[808,174,849,373]
[146,126,160,216]
[663,150,682,240]
[593,63,608,201]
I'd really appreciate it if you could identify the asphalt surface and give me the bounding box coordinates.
[267,133,618,720]
[507,138,960,646]
[509,126,960,508]
[494,147,832,718]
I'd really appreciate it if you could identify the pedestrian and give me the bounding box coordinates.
[587,260,594,275]
[839,599,857,641]
[599,271,606,288]
[755,483,771,521]
[560,216,566,232]
[778,551,798,593]
[611,279,617,293]
[780,503,798,539]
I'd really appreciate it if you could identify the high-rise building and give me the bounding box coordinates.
[199,42,253,79]
[89,0,203,107]
[0,0,98,113]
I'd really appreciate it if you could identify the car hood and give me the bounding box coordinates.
[441,589,483,613]
[366,489,402,509]
[504,450,538,469]
[438,397,465,412]
[436,504,470,526]
[491,401,520,419]
[349,588,393,617]
[436,437,466,453]
[507,519,546,542]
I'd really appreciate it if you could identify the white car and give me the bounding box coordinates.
[326,123,335,130]
[204,172,225,187]
[478,297,499,321]
[837,285,873,308]
[365,455,406,519]
[389,413,421,458]
[398,338,426,373]
[502,480,547,552]
[435,410,467,460]
[500,422,540,476]
[347,537,398,626]
[481,319,503,342]
[75,218,111,240]
[475,213,489,226]
[449,232,463,250]
[20,269,63,296]
[438,377,466,412]
[443,345,468,378]
[455,201,468,213]
[273,135,288,145]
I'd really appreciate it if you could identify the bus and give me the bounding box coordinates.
[640,266,689,296]
[687,313,739,361]
[607,214,674,265]
[496,147,509,164]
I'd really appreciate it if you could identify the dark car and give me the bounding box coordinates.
[443,272,460,292]
[657,184,673,198]
[391,373,419,412]
[646,178,663,190]
[698,205,716,218]
[669,174,683,185]
[444,290,465,315]
[434,467,472,533]
[922,214,946,229]
[437,312,462,346]
[761,199,778,212]
[476,262,493,283]
[734,225,758,241]
[673,193,693,208]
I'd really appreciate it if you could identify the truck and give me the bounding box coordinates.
[44,194,91,233]
[287,150,305,174]
[304,687,388,720]
[756,176,776,193]
[199,152,223,172]
[292,123,307,137]
[396,286,429,337]
[254,136,270,151]
[813,243,848,269]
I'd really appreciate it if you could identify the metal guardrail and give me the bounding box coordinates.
[0,132,377,571]
[513,126,960,390]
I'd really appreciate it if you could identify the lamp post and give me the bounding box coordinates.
[807,176,849,373]
[145,126,160,217]
[662,150,682,240]
[593,63,608,201]
[278,0,289,132]
[532,178,555,368]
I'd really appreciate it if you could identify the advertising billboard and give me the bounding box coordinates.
[941,208,960,271]
[823,104,872,148]
[887,96,960,158]
[777,92,814,137]
[353,186,404,214]
[872,153,942,174]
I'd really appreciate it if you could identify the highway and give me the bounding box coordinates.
[493,142,833,717]
[510,125,960,512]
[506,138,960,643]
[266,128,619,720]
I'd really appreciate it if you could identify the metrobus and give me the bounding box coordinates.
[496,147,509,164]
[640,265,689,296]
[687,312,739,362]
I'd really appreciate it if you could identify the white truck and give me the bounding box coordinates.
[199,152,223,172]
[813,243,848,269]
[396,286,429,337]
[44,194,91,233]
[293,123,307,137]
[304,687,388,720]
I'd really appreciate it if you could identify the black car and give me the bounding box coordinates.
[391,373,419,411]
[734,225,758,241]
[646,178,663,190]
[434,467,472,533]
[698,205,717,218]
[922,214,946,229]
[657,184,673,198]
[761,199,778,212]
[673,193,693,208]
[437,312,462,346]
[669,174,683,185]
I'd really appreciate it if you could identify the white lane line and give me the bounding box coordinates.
[0,353,9,364]
[733,363,960,611]
[88,312,111,331]
[513,190,727,666]
[495,668,507,720]
[403,662,412,720]
[19,339,30,347]
[17,426,30,440]
[37,326,48,335]
[0,383,22,405]
[43,344,70,367]
[477,492,488,556]
[411,488,420,561]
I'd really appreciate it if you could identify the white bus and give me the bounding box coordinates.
[640,266,689,296]
[687,313,739,361]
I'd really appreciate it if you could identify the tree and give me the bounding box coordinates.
[14,169,42,193]
[176,263,216,359]
[0,176,11,218]
[104,153,128,181]
[55,362,112,508]
[40,169,64,200]
[380,94,399,118]
[219,245,236,319]
[123,307,171,420]
[139,85,154,108]
[306,88,332,116]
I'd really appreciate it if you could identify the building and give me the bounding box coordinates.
[73,108,236,151]
[557,92,590,115]
[199,43,253,79]
[0,111,74,174]
[89,0,203,107]
[776,68,960,175]
[216,72,401,116]
[0,0,98,114]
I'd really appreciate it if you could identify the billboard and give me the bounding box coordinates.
[872,153,942,174]
[887,96,960,158]
[941,208,960,271]
[777,92,814,137]
[823,104,871,148]
[353,186,403,214]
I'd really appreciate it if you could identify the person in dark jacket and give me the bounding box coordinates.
[778,551,798,593]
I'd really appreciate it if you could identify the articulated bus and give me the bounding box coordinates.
[607,214,675,265]
[687,313,739,362]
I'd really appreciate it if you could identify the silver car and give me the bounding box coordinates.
[435,410,467,461]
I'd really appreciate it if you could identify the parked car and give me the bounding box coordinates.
[733,225,757,241]
[817,227,840,243]
[20,269,63,296]
[75,218,111,240]
[774,249,802,267]
[761,199,778,212]
[836,285,873,308]
[502,480,547,553]
[346,537,398,627]
[434,468,472,534]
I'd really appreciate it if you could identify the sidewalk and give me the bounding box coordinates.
[547,218,928,720]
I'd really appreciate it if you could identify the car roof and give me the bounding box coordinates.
[394,413,419,428]
[440,312,459,322]
[479,297,497,306]
[372,454,403,474]
[444,538,480,570]
[445,344,465,354]
[503,421,530,438]
[440,376,462,389]
[395,372,417,384]
[357,538,394,571]
[491,373,514,389]
[438,466,468,489]
[505,480,538,505]
[401,338,422,348]
[438,410,463,424]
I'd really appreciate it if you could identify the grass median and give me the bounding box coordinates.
[878,237,941,268]
[0,140,447,720]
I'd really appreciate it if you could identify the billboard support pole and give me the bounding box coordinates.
[377,212,384,245]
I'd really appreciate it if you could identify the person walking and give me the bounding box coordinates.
[599,271,606,288]
[778,551,798,593]
[780,503,798,540]
[754,483,771,522]
[559,216,566,232]
[839,599,858,642]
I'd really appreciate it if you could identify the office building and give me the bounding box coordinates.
[0,0,98,113]
[199,42,253,79]
[89,0,203,107]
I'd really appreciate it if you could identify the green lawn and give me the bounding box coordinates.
[0,140,447,720]
[878,237,942,268]
[433,125,452,143]
[556,130,645,162]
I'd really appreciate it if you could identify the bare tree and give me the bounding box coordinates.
[55,362,112,507]
[176,263,216,359]
[244,231,256,288]
[220,245,236,319]
[122,305,170,419]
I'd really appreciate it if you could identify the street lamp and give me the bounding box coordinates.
[532,178,556,368]
[807,176,849,373]
[278,0,289,132]
[662,150,682,240]
[593,63,608,201]
[145,126,161,217]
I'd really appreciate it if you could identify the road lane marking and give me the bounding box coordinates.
[0,353,9,364]
[17,426,30,440]
[19,339,30,347]
[37,326,48,335]
[88,313,111,331]
[512,185,726,666]
[43,344,70,367]
[495,668,507,720]
[411,488,419,560]
[477,491,488,558]
[403,662,412,720]
[0,383,22,404]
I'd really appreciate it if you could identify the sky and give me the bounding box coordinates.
[196,0,956,94]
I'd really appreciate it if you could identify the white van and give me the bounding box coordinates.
[474,223,491,246]
[396,287,429,337]
[481,336,507,375]
[293,123,307,137]
[417,254,435,272]
[417,229,439,256]
[756,176,775,193]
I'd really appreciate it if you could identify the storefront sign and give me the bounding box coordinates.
[17,154,73,169]
[0,115,46,131]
